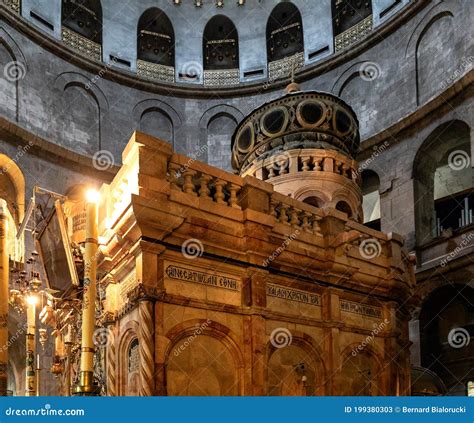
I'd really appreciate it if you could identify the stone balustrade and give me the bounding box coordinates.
[243,149,360,185]
[270,195,323,236]
[167,154,242,209]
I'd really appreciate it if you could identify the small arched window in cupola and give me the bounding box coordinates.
[332,0,373,52]
[203,15,240,86]
[266,3,304,82]
[136,8,175,83]
[61,0,102,61]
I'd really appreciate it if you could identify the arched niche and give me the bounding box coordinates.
[266,334,326,396]
[419,285,474,395]
[413,120,472,245]
[199,105,244,167]
[0,153,25,262]
[61,0,102,43]
[0,28,27,122]
[203,15,238,70]
[266,3,303,62]
[55,72,108,155]
[415,12,455,104]
[206,113,237,171]
[339,346,382,395]
[138,108,173,145]
[336,200,353,218]
[117,322,139,397]
[165,320,243,396]
[361,169,380,230]
[137,8,175,67]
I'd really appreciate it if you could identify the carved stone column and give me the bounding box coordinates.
[105,318,117,396]
[138,300,154,396]
[0,201,9,396]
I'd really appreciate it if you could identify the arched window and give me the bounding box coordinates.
[202,16,239,86]
[266,3,303,62]
[332,0,373,52]
[336,200,353,218]
[137,8,175,83]
[361,170,380,230]
[413,121,472,245]
[266,2,304,82]
[61,0,102,60]
[419,285,474,395]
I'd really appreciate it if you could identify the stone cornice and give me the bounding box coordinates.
[0,116,119,179]
[0,1,428,99]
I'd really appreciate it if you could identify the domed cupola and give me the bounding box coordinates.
[231,82,363,221]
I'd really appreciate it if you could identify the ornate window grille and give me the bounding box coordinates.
[137,59,175,84]
[61,26,101,61]
[334,14,373,52]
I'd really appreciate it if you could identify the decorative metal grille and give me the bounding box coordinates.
[203,68,240,86]
[137,59,175,84]
[2,0,20,13]
[61,26,102,62]
[335,14,373,52]
[268,51,304,82]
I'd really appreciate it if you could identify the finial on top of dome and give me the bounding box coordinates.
[285,59,301,94]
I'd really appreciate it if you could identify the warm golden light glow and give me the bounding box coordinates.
[86,189,100,204]
[26,294,39,306]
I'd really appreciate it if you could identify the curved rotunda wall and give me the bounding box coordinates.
[0,0,472,251]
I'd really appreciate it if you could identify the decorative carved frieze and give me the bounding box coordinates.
[335,15,373,52]
[2,0,20,13]
[137,59,175,84]
[268,52,304,83]
[61,26,101,62]
[203,68,240,86]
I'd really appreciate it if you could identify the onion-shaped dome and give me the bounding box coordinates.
[231,87,360,174]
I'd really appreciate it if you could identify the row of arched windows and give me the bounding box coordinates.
[60,1,373,73]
